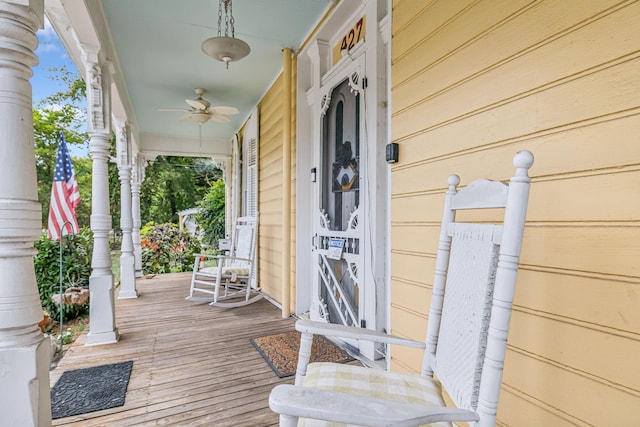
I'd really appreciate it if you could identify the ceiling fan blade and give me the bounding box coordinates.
[210,105,239,115]
[208,113,231,124]
[186,98,210,110]
[158,108,189,112]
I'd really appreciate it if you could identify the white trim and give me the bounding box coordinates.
[383,0,393,370]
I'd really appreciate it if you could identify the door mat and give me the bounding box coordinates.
[51,360,133,419]
[250,330,354,378]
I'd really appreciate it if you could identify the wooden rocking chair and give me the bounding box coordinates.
[269,151,534,426]
[186,215,262,308]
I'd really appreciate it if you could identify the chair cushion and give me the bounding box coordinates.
[199,267,218,274]
[198,266,250,276]
[299,363,452,427]
[222,266,250,276]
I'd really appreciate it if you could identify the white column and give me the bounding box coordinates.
[115,121,137,298]
[220,158,232,236]
[85,52,118,345]
[0,1,52,426]
[131,154,145,277]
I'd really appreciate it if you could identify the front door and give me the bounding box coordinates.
[314,75,362,329]
[297,1,390,362]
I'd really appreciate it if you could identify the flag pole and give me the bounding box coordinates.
[57,221,73,359]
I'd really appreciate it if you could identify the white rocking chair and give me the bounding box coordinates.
[269,151,534,426]
[186,215,263,308]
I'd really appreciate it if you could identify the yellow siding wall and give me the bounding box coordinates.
[256,59,297,311]
[390,0,640,425]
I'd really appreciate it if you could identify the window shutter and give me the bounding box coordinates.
[242,109,259,288]
[243,109,259,217]
[246,136,258,217]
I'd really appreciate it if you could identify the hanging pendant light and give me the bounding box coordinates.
[201,0,250,69]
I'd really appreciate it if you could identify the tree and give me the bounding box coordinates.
[140,156,218,225]
[33,66,90,227]
[197,179,226,246]
[33,66,122,230]
[33,66,223,233]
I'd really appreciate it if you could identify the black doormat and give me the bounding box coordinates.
[250,331,354,378]
[51,360,133,419]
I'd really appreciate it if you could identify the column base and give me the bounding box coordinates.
[0,337,52,427]
[85,329,119,346]
[88,273,119,345]
[118,289,138,299]
[118,253,137,299]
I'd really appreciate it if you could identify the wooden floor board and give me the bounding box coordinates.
[50,272,296,426]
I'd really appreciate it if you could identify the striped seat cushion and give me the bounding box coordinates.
[299,362,452,427]
[199,266,250,276]
[222,266,250,276]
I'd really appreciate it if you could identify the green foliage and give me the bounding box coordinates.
[108,138,121,229]
[34,66,91,227]
[140,222,201,274]
[140,156,220,224]
[34,228,93,321]
[41,66,86,104]
[72,157,93,226]
[197,179,226,246]
[33,66,122,231]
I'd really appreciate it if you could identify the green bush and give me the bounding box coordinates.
[140,222,201,274]
[197,179,226,247]
[34,228,92,321]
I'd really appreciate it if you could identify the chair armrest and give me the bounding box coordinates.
[269,385,478,427]
[295,318,425,349]
[193,253,224,261]
[194,254,253,264]
[215,255,253,264]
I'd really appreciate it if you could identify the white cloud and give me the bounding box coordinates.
[37,42,60,54]
[36,16,63,55]
[38,16,57,40]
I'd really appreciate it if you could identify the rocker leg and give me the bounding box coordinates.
[280,414,299,427]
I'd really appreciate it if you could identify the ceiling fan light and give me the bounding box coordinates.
[201,36,250,64]
[190,112,211,124]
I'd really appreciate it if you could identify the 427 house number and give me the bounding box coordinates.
[339,17,365,52]
[333,17,366,64]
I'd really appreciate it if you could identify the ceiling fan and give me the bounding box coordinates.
[159,88,239,124]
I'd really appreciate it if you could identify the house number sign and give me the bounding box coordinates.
[333,16,366,65]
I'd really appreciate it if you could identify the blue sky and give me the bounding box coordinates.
[33,18,88,157]
[33,18,79,104]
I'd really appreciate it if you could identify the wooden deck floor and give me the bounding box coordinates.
[50,272,296,426]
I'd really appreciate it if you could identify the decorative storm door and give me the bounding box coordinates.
[299,5,390,362]
[314,75,364,332]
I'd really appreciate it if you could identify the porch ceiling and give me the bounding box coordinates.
[44,0,332,160]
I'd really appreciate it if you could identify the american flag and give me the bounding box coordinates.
[47,132,80,240]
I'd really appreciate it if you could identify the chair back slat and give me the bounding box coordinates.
[230,216,257,270]
[423,151,534,426]
[433,223,500,410]
[233,226,254,259]
[450,179,508,210]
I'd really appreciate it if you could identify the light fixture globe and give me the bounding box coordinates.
[189,112,211,124]
[203,0,250,68]
[201,36,250,65]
